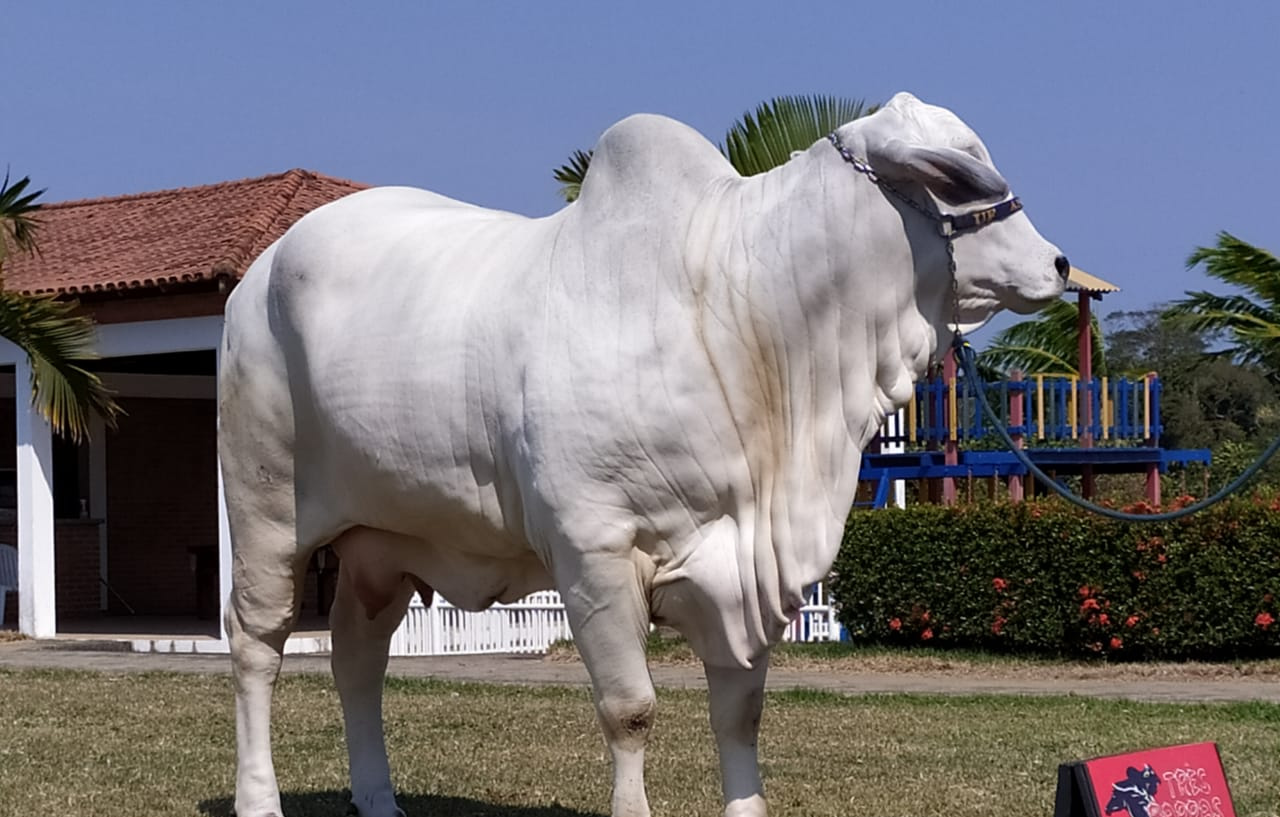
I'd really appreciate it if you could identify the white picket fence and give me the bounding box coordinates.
[387,584,842,657]
[389,591,573,656]
[781,582,844,643]
[879,408,908,509]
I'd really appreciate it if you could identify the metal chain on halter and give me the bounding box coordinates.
[945,239,961,341]
[827,132,964,344]
[826,133,943,226]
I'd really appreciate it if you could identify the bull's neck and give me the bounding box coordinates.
[684,149,937,510]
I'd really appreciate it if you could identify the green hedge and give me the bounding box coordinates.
[830,497,1280,660]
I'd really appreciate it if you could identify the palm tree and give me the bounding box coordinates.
[0,172,119,441]
[977,299,1106,379]
[1164,232,1280,381]
[554,95,877,202]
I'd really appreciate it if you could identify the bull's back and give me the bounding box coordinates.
[255,188,555,550]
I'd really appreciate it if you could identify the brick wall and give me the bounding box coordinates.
[105,397,217,616]
[54,522,101,616]
[0,520,102,619]
[0,392,329,625]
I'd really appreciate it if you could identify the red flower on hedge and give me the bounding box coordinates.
[992,616,1006,635]
[888,617,902,632]
[1125,615,1140,629]
[1256,612,1274,631]
[1079,585,1092,598]
[1109,637,1123,650]
[921,628,934,641]
[1081,598,1101,613]
[1097,613,1110,627]
[992,577,1009,592]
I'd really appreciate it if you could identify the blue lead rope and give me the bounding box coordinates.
[950,336,1280,522]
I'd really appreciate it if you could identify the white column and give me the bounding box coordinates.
[90,413,109,611]
[15,357,57,637]
[214,318,232,640]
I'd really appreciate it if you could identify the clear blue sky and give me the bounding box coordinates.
[8,2,1278,341]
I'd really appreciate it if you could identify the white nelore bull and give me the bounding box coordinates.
[221,92,1067,817]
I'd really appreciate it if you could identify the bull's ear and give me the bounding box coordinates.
[868,138,1010,206]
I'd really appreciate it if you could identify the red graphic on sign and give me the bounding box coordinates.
[1083,742,1235,817]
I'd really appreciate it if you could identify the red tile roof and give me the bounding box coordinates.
[2,169,368,296]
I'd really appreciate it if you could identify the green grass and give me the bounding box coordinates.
[1,669,1278,816]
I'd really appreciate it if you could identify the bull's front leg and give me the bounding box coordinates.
[705,657,770,817]
[559,554,656,817]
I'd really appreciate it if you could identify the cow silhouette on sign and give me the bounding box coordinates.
[1105,765,1160,817]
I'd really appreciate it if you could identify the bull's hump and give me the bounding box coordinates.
[576,114,735,215]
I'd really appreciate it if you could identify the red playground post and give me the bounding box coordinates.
[943,348,958,505]
[1144,372,1161,506]
[1008,370,1025,503]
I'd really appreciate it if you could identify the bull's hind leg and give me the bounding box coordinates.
[225,512,308,817]
[559,554,657,817]
[705,659,770,817]
[328,527,417,817]
[223,243,312,817]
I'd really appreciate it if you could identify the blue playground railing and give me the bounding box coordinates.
[880,373,1163,446]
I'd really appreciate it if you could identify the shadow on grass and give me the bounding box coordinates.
[199,791,605,817]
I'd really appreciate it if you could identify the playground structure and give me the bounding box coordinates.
[859,268,1212,509]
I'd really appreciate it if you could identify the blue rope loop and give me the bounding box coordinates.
[950,336,1280,522]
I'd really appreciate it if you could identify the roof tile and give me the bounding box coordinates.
[2,169,368,296]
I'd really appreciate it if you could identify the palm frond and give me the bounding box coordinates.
[1186,232,1280,302]
[1169,234,1280,379]
[1165,292,1280,338]
[720,95,878,177]
[980,343,1078,376]
[0,171,45,267]
[977,299,1105,377]
[0,292,121,441]
[553,149,593,203]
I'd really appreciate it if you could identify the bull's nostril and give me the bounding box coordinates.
[1054,255,1071,281]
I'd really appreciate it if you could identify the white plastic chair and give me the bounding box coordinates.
[0,543,17,628]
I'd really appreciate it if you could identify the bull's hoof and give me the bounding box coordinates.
[723,794,767,817]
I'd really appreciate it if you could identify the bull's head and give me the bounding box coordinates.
[839,92,1068,335]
